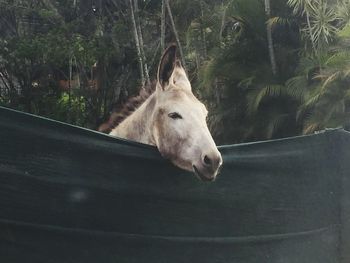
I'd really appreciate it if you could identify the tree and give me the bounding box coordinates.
[1,0,350,143]
[165,0,186,69]
[129,0,146,84]
[264,0,277,75]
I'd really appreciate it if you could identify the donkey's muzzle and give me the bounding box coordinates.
[193,151,223,182]
[202,151,222,170]
[193,165,215,182]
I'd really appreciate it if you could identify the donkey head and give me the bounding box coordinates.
[151,45,222,181]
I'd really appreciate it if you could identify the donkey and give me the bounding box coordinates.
[105,45,222,181]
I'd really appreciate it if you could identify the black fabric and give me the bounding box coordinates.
[0,106,349,263]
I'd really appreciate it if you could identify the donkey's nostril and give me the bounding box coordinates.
[203,155,212,166]
[202,152,222,171]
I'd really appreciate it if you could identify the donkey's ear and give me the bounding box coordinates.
[157,44,177,89]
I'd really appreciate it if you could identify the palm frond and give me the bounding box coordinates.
[301,95,347,134]
[265,113,289,139]
[296,56,319,75]
[287,0,310,16]
[247,84,285,114]
[337,22,350,38]
[302,89,322,108]
[335,1,350,26]
[325,51,350,67]
[303,121,321,134]
[238,76,255,89]
[324,70,342,84]
[285,76,308,102]
[308,0,338,49]
[344,68,350,77]
[302,106,324,134]
[267,16,293,29]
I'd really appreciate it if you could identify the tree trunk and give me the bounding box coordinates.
[134,0,150,84]
[161,0,166,51]
[264,0,277,76]
[219,1,227,42]
[199,1,207,59]
[68,55,72,113]
[129,0,145,84]
[165,0,186,70]
[23,58,32,113]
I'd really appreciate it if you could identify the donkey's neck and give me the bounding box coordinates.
[109,94,156,145]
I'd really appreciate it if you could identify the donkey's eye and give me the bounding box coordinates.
[168,112,183,119]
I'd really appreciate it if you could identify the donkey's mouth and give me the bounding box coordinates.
[193,165,215,182]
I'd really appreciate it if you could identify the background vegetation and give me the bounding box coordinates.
[1,0,350,144]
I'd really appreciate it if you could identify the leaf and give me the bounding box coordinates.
[303,122,320,134]
[266,16,292,29]
[247,84,285,114]
[238,76,255,89]
[265,113,289,139]
[285,76,308,102]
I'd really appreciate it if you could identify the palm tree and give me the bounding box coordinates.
[287,0,338,60]
[191,0,298,142]
[298,24,350,133]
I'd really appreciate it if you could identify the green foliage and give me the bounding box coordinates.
[0,0,138,129]
[53,92,87,126]
[1,0,350,143]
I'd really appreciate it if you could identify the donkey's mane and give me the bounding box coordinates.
[98,81,156,133]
